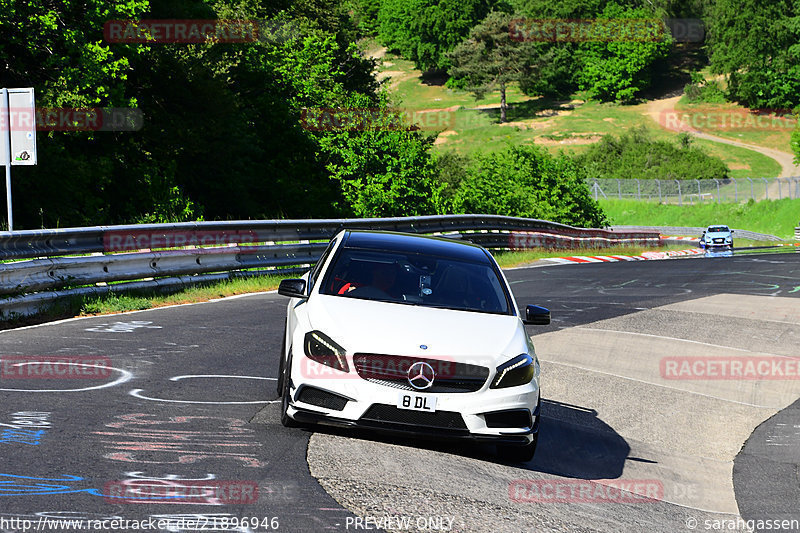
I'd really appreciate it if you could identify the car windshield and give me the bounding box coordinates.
[707,226,730,233]
[319,248,511,315]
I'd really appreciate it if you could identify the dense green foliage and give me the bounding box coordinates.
[1,0,447,227]
[577,3,672,102]
[448,145,608,227]
[575,127,730,180]
[707,0,800,109]
[377,0,495,72]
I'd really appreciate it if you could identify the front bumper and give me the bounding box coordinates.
[286,359,540,446]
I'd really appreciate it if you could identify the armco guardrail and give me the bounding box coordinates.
[0,215,660,319]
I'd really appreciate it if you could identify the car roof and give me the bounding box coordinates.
[340,230,492,264]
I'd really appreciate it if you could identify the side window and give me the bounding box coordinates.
[308,238,337,293]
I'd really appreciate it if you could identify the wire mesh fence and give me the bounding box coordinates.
[588,177,800,204]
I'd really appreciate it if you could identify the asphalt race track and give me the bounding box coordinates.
[1,252,799,533]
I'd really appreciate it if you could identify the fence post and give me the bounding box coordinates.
[618,179,622,200]
[593,179,598,201]
[734,178,738,202]
[747,177,754,200]
[636,179,641,200]
[657,179,662,203]
[778,178,782,199]
[676,179,682,206]
[763,178,769,200]
[714,179,720,204]
[696,179,701,203]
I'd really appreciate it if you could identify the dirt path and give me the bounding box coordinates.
[645,95,800,179]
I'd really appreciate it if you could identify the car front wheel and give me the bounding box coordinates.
[280,348,299,428]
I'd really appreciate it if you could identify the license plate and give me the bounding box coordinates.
[397,392,437,412]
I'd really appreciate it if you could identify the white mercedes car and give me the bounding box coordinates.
[276,229,550,461]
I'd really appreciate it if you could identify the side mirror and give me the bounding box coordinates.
[730,230,734,233]
[524,305,550,325]
[278,279,307,299]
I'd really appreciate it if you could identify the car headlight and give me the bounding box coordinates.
[304,331,349,373]
[491,354,536,389]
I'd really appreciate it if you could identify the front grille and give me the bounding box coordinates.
[353,353,489,393]
[296,386,349,411]
[713,238,724,243]
[360,404,468,433]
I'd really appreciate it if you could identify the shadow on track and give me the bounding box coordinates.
[286,397,633,480]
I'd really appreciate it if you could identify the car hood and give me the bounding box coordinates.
[705,232,731,238]
[306,294,525,365]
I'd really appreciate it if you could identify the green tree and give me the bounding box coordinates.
[577,2,672,102]
[707,0,800,109]
[314,94,445,218]
[575,126,730,180]
[448,11,540,122]
[452,145,608,227]
[378,0,495,72]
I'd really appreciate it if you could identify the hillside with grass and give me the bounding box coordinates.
[372,43,792,181]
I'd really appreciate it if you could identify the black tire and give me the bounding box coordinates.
[280,348,299,428]
[498,432,538,463]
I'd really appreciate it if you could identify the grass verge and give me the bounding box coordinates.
[0,274,293,330]
[600,198,800,239]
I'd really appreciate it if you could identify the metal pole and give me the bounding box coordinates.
[763,178,769,200]
[1,88,12,232]
[676,179,682,206]
[696,179,701,202]
[618,179,621,200]
[747,177,753,200]
[657,179,662,203]
[778,178,782,199]
[734,178,738,202]
[714,179,720,204]
[636,179,641,200]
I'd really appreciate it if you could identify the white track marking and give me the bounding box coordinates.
[129,389,277,405]
[170,375,276,381]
